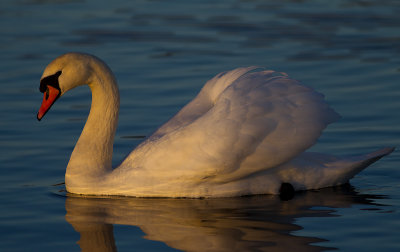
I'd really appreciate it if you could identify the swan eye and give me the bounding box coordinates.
[45,87,50,100]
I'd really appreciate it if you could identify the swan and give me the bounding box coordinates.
[36,52,394,197]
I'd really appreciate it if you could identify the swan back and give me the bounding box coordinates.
[119,68,341,186]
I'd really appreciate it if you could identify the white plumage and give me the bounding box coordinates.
[37,53,393,197]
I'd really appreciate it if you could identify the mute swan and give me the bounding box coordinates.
[37,53,394,197]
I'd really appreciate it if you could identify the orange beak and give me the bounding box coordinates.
[37,85,60,121]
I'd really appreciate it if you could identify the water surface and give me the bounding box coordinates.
[1,0,399,251]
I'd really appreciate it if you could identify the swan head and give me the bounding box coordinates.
[37,53,96,120]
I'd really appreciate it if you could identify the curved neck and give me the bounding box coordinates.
[66,59,120,191]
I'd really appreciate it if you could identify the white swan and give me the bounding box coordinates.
[37,53,393,197]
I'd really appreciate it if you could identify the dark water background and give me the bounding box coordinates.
[1,0,399,251]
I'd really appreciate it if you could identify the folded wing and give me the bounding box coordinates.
[121,68,341,184]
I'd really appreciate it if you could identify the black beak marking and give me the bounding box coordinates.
[40,71,62,93]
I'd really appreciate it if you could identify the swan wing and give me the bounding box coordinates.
[120,68,340,183]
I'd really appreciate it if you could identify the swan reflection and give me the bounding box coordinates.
[65,186,384,251]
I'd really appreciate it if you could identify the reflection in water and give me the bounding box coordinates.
[64,186,385,251]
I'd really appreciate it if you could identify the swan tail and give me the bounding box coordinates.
[339,147,395,181]
[363,147,395,164]
[278,147,395,191]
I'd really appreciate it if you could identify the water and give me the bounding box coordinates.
[1,0,399,251]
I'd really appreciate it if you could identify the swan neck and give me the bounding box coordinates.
[66,59,120,190]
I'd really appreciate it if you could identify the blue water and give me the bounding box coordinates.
[1,0,399,251]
